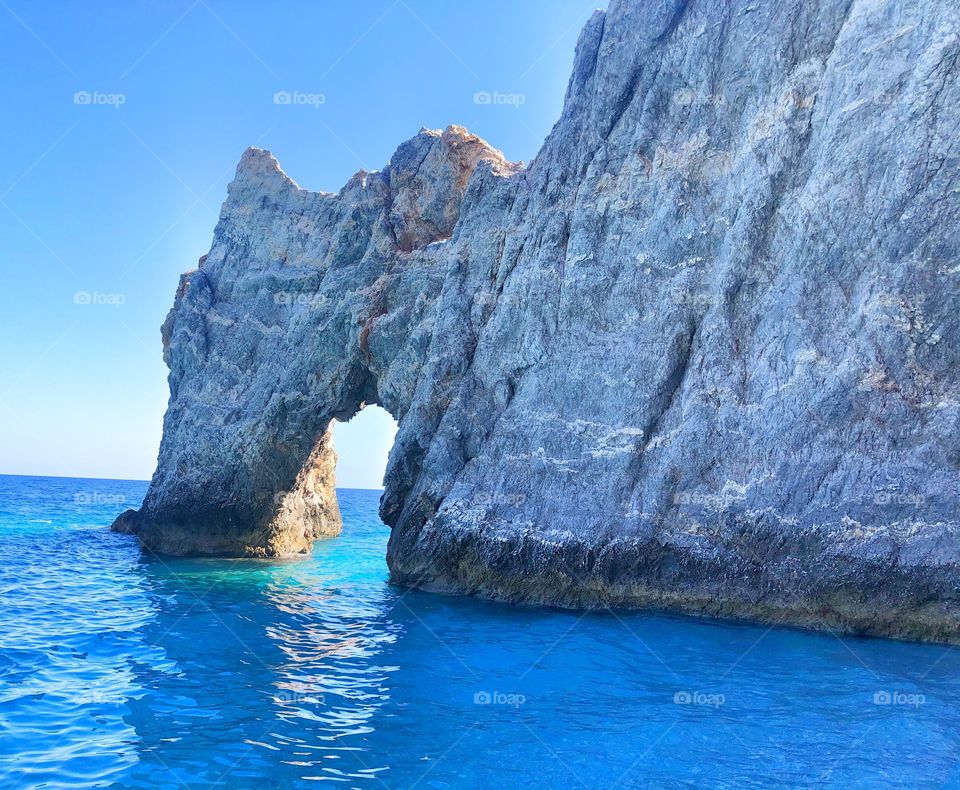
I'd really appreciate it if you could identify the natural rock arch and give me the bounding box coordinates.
[115,125,508,557]
[115,0,960,642]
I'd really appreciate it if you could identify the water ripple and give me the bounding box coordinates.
[2,476,960,788]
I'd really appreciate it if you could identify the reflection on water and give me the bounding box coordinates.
[3,476,960,789]
[121,493,402,786]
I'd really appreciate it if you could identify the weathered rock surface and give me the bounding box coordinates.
[114,0,960,642]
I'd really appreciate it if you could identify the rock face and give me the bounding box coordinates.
[114,0,960,642]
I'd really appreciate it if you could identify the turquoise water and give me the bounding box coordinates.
[2,475,960,788]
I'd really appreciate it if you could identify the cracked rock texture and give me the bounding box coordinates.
[114,0,960,642]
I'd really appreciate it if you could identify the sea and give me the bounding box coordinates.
[2,474,959,788]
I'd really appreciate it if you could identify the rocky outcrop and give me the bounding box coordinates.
[114,0,960,642]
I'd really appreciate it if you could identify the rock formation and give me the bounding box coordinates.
[114,0,960,642]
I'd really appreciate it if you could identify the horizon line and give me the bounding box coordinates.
[0,471,385,491]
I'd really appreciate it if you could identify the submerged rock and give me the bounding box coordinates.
[114,0,960,642]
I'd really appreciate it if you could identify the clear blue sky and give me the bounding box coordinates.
[0,0,606,487]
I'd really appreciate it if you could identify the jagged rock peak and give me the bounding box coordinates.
[231,146,301,192]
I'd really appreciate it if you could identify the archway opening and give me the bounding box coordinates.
[319,406,399,566]
[330,405,398,493]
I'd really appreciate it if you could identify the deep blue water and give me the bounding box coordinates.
[2,475,960,788]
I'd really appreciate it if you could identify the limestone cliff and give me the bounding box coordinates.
[114,0,960,642]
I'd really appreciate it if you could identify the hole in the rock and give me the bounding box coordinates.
[330,405,398,491]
